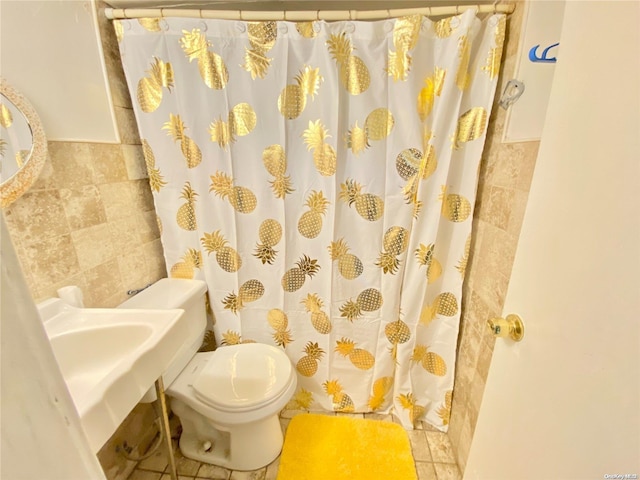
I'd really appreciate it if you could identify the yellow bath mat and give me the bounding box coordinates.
[277,414,417,480]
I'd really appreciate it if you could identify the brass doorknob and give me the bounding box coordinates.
[487,314,525,342]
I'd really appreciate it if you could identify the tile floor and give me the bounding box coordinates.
[126,411,461,480]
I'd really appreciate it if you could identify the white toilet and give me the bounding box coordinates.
[118,278,297,471]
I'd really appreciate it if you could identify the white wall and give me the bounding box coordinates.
[0,0,118,142]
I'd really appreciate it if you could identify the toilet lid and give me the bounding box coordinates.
[192,343,293,411]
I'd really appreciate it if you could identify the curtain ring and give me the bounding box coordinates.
[316,10,320,21]
[122,9,128,19]
[456,5,460,15]
[427,6,432,17]
[239,10,243,20]
[493,1,499,15]
[386,9,391,19]
[348,10,352,21]
[160,8,165,18]
[283,10,287,21]
[198,9,203,19]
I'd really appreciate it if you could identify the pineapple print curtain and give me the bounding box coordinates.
[116,11,505,430]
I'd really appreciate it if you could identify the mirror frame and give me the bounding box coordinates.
[0,77,47,208]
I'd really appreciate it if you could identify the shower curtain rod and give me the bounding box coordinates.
[104,3,515,21]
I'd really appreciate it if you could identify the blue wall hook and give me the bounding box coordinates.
[528,43,560,63]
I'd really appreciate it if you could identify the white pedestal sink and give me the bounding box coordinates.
[37,298,189,453]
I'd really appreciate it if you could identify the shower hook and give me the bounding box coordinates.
[499,79,525,109]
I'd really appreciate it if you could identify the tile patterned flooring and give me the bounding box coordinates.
[127,411,461,480]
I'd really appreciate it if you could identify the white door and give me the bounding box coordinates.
[465,2,640,479]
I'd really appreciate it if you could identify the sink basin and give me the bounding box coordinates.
[37,299,188,453]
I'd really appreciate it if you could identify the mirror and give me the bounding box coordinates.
[0,78,47,208]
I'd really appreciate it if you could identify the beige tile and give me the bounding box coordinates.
[408,430,432,462]
[22,234,80,290]
[365,413,394,423]
[130,179,155,212]
[485,186,515,231]
[475,341,493,383]
[59,185,107,230]
[140,211,161,243]
[507,189,530,237]
[71,223,114,270]
[195,462,231,479]
[279,418,290,434]
[474,269,510,314]
[108,215,143,254]
[118,245,149,291]
[102,289,130,308]
[144,239,167,279]
[418,421,441,432]
[4,190,70,245]
[434,462,462,480]
[159,475,192,480]
[123,144,148,180]
[229,469,266,480]
[83,258,123,307]
[446,397,465,449]
[197,462,231,479]
[467,374,486,433]
[264,457,280,480]
[137,445,169,472]
[415,462,437,480]
[425,432,456,464]
[30,156,56,191]
[279,409,306,419]
[515,141,540,191]
[34,272,87,304]
[48,142,95,188]
[129,469,163,480]
[99,182,135,221]
[90,143,128,184]
[174,450,201,476]
[455,417,473,472]
[115,107,142,145]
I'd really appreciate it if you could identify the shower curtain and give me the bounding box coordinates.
[116,10,505,430]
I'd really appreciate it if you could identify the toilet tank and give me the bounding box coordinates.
[118,278,208,402]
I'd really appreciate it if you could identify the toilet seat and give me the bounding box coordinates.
[192,344,294,412]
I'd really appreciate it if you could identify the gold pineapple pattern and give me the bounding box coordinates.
[440,186,471,222]
[346,108,395,155]
[253,219,282,265]
[170,248,202,279]
[396,129,438,217]
[376,227,409,275]
[221,330,256,345]
[209,171,257,214]
[323,379,355,412]
[434,17,455,38]
[456,35,471,91]
[335,338,375,370]
[483,16,506,79]
[298,191,329,239]
[417,67,446,121]
[327,33,370,95]
[296,342,324,376]
[180,29,229,90]
[303,121,337,176]
[329,239,363,280]
[296,22,317,38]
[137,57,173,113]
[263,145,293,198]
[339,179,384,221]
[222,279,265,314]
[176,182,198,231]
[162,114,202,168]
[199,330,217,352]
[453,107,488,149]
[302,293,332,334]
[397,392,426,426]
[387,15,422,81]
[267,309,293,347]
[385,314,411,360]
[201,230,242,272]
[282,255,320,292]
[278,66,323,119]
[415,243,443,284]
[0,103,12,127]
[437,390,453,425]
[209,103,257,150]
[243,22,278,79]
[141,140,166,192]
[340,288,383,322]
[420,292,459,325]
[368,377,394,411]
[411,345,447,376]
[456,234,472,278]
[138,18,161,32]
[286,388,314,410]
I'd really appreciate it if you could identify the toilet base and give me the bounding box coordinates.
[171,397,284,471]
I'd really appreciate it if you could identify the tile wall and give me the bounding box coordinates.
[447,0,540,472]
